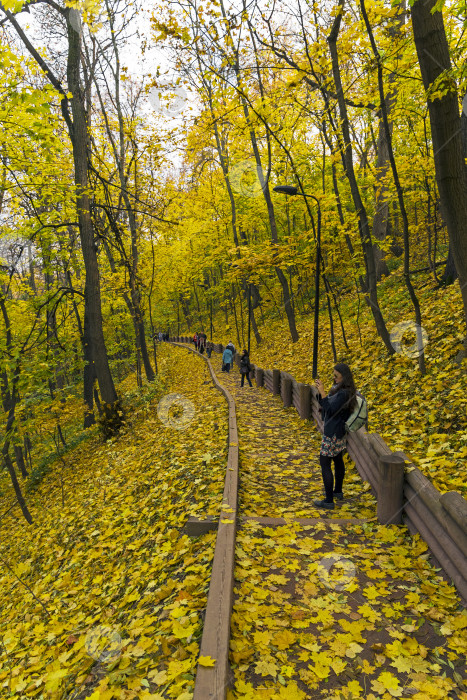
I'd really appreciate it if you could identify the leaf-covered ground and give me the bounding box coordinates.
[229,275,467,497]
[212,359,467,700]
[1,340,466,700]
[0,344,228,699]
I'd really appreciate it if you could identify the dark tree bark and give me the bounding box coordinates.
[440,245,458,286]
[65,10,120,414]
[371,1,406,279]
[0,298,32,523]
[440,90,466,286]
[411,0,467,345]
[14,445,28,478]
[88,9,155,383]
[0,3,121,431]
[361,0,426,373]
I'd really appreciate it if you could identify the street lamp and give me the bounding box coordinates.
[273,185,322,378]
[247,281,251,354]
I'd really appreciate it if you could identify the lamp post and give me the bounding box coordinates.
[273,185,322,378]
[248,281,251,354]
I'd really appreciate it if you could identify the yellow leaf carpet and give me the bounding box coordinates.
[211,356,467,700]
[0,345,227,699]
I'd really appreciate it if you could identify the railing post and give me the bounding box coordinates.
[282,376,292,408]
[377,454,405,525]
[272,369,280,395]
[299,383,311,419]
[255,368,264,387]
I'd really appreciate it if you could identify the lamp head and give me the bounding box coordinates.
[273,185,298,196]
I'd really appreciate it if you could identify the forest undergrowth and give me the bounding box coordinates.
[0,345,227,700]
[225,269,467,498]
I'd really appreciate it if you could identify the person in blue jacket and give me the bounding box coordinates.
[222,345,233,372]
[314,363,357,509]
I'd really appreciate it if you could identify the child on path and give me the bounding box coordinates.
[222,345,233,372]
[240,349,253,387]
[314,363,357,510]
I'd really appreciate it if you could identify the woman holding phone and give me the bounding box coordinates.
[314,363,357,509]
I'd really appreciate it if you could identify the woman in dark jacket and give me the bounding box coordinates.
[239,350,253,387]
[314,363,357,510]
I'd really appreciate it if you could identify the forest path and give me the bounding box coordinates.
[213,355,375,521]
[206,353,466,700]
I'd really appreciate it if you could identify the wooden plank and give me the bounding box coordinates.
[272,369,281,395]
[346,439,372,482]
[186,516,218,536]
[263,370,273,391]
[404,500,467,604]
[346,434,379,494]
[404,483,467,580]
[403,476,467,560]
[440,491,467,535]
[241,516,368,526]
[171,342,238,700]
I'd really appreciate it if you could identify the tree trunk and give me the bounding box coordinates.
[131,283,155,382]
[411,0,467,342]
[371,2,405,280]
[440,90,466,286]
[440,244,458,285]
[327,1,394,355]
[66,10,120,426]
[3,450,32,523]
[82,303,96,428]
[14,445,28,478]
[362,0,425,373]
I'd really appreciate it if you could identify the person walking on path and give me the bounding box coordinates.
[314,363,357,510]
[240,349,253,387]
[206,341,213,359]
[222,345,233,372]
[226,340,236,354]
[199,332,207,353]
